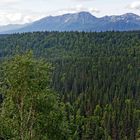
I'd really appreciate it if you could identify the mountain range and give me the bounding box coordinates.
[1,11,140,34]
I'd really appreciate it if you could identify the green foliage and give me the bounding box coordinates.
[0,52,69,140]
[0,31,139,139]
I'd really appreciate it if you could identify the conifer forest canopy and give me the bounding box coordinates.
[0,31,140,140]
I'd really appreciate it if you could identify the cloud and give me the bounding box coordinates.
[72,0,93,1]
[0,10,45,25]
[127,1,140,10]
[0,0,20,5]
[55,5,100,15]
[0,3,100,25]
[0,0,46,25]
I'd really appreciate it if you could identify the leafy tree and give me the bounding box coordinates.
[0,52,69,140]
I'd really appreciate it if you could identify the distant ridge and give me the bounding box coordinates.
[1,12,140,34]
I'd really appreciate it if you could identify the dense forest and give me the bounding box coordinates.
[0,31,140,140]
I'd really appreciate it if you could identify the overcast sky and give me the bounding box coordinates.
[0,0,140,25]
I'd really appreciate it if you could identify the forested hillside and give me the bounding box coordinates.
[0,31,140,140]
